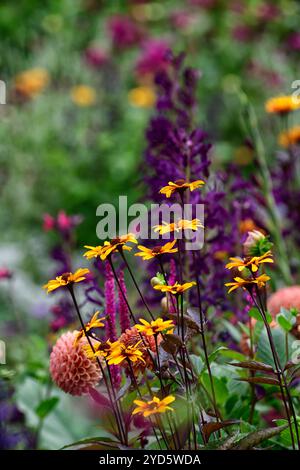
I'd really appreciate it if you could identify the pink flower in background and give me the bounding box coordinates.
[256,2,280,22]
[107,15,143,49]
[268,286,300,316]
[170,10,194,30]
[287,33,300,51]
[0,268,12,280]
[57,210,72,231]
[136,39,170,77]
[50,331,102,396]
[232,25,254,43]
[85,46,109,68]
[43,213,55,232]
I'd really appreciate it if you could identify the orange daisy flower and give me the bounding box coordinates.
[153,281,196,295]
[135,240,178,260]
[159,180,205,198]
[278,126,300,148]
[225,274,270,294]
[43,268,90,293]
[225,251,273,273]
[84,234,137,260]
[265,95,300,114]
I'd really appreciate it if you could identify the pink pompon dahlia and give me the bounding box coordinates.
[268,286,300,316]
[50,331,102,396]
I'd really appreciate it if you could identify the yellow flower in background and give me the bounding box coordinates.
[233,145,254,166]
[225,274,270,293]
[14,68,49,98]
[153,222,176,235]
[74,311,106,345]
[154,281,196,295]
[278,126,300,148]
[84,340,112,359]
[135,240,178,260]
[43,268,90,293]
[71,85,96,106]
[239,218,257,234]
[159,180,205,198]
[84,234,138,260]
[177,219,203,231]
[135,318,174,336]
[153,219,203,235]
[107,340,145,366]
[132,395,175,417]
[128,86,156,108]
[265,95,300,114]
[226,251,273,273]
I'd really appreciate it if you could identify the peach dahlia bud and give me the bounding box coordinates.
[50,331,102,396]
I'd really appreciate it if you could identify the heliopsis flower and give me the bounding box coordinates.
[159,180,205,198]
[71,85,96,106]
[132,395,175,417]
[74,311,106,345]
[135,240,177,260]
[265,95,300,114]
[128,86,156,108]
[135,318,174,336]
[225,251,273,273]
[14,68,49,99]
[107,340,146,366]
[43,268,90,293]
[83,340,113,359]
[84,234,137,260]
[225,274,270,293]
[278,126,300,148]
[153,219,203,235]
[50,331,102,396]
[154,281,196,295]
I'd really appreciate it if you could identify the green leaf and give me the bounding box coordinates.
[35,397,60,419]
[249,307,272,324]
[190,354,204,376]
[277,313,293,332]
[257,328,288,368]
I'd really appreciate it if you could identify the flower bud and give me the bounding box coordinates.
[243,230,266,256]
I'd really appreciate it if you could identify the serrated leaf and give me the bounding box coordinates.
[232,424,288,450]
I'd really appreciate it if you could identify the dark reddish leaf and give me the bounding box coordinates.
[237,376,280,386]
[89,387,112,408]
[229,360,275,373]
[202,420,239,442]
[161,334,183,355]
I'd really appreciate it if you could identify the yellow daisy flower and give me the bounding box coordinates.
[84,234,138,260]
[135,318,174,336]
[71,85,96,106]
[135,240,178,260]
[265,95,300,114]
[14,68,49,98]
[128,86,156,108]
[278,126,300,148]
[43,268,90,293]
[153,219,203,235]
[159,180,205,198]
[153,281,196,295]
[83,340,112,359]
[225,274,270,294]
[74,311,106,345]
[225,251,273,273]
[132,395,175,417]
[107,340,146,366]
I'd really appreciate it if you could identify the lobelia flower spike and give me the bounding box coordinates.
[105,261,121,388]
